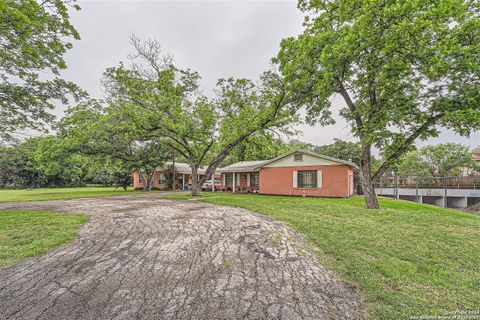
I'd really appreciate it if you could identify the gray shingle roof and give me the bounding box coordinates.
[218,160,267,172]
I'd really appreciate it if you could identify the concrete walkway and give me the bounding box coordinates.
[0,193,365,320]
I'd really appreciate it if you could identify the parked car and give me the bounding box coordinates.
[201,179,221,191]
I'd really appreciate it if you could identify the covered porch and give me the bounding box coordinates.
[219,171,260,193]
[218,160,266,193]
[174,163,221,191]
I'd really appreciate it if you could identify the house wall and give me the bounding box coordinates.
[259,165,353,198]
[132,171,166,190]
[134,171,216,190]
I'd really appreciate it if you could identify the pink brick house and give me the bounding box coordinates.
[218,150,357,197]
[133,162,219,190]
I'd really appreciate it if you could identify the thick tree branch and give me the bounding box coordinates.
[372,113,443,182]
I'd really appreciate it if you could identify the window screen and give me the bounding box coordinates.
[297,170,317,188]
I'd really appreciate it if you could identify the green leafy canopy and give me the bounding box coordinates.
[0,0,84,142]
[277,0,480,207]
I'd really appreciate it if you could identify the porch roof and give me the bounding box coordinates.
[158,162,212,175]
[218,160,267,173]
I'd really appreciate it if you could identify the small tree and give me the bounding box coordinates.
[424,143,476,177]
[104,37,294,196]
[314,139,363,165]
[277,0,480,208]
[397,151,432,178]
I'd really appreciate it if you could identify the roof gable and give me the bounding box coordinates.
[259,150,358,169]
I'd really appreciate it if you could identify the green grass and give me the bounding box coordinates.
[0,210,87,268]
[0,186,143,202]
[167,193,480,319]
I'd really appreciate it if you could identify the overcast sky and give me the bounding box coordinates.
[59,0,479,148]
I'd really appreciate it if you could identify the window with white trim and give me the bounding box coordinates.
[297,170,317,188]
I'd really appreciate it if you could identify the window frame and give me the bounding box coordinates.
[158,173,168,185]
[225,173,233,186]
[250,172,259,187]
[297,170,318,189]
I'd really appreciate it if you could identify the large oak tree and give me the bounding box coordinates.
[277,0,480,208]
[103,37,294,196]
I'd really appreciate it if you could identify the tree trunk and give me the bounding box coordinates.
[147,168,156,192]
[190,165,200,196]
[172,152,176,191]
[137,168,148,192]
[360,144,379,209]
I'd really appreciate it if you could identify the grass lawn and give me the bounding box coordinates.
[0,210,87,268]
[0,186,143,202]
[167,193,480,319]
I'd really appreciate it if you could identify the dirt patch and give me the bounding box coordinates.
[0,193,365,320]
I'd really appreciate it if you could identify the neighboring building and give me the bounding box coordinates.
[460,153,480,176]
[218,150,357,198]
[133,162,219,190]
[473,152,480,165]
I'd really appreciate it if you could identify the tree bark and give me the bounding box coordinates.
[147,167,156,192]
[172,152,176,191]
[137,168,148,192]
[190,165,200,196]
[359,144,379,209]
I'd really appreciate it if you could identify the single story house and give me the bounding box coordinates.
[133,162,219,190]
[218,150,357,197]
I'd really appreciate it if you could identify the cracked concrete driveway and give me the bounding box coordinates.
[0,193,365,320]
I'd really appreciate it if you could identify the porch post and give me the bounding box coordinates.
[212,173,214,192]
[233,172,236,193]
[182,173,185,191]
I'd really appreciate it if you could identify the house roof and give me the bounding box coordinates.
[219,149,358,172]
[161,162,210,174]
[218,160,268,172]
[472,153,480,162]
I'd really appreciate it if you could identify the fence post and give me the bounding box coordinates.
[380,178,383,196]
[443,177,448,208]
[394,174,399,200]
[416,177,419,202]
